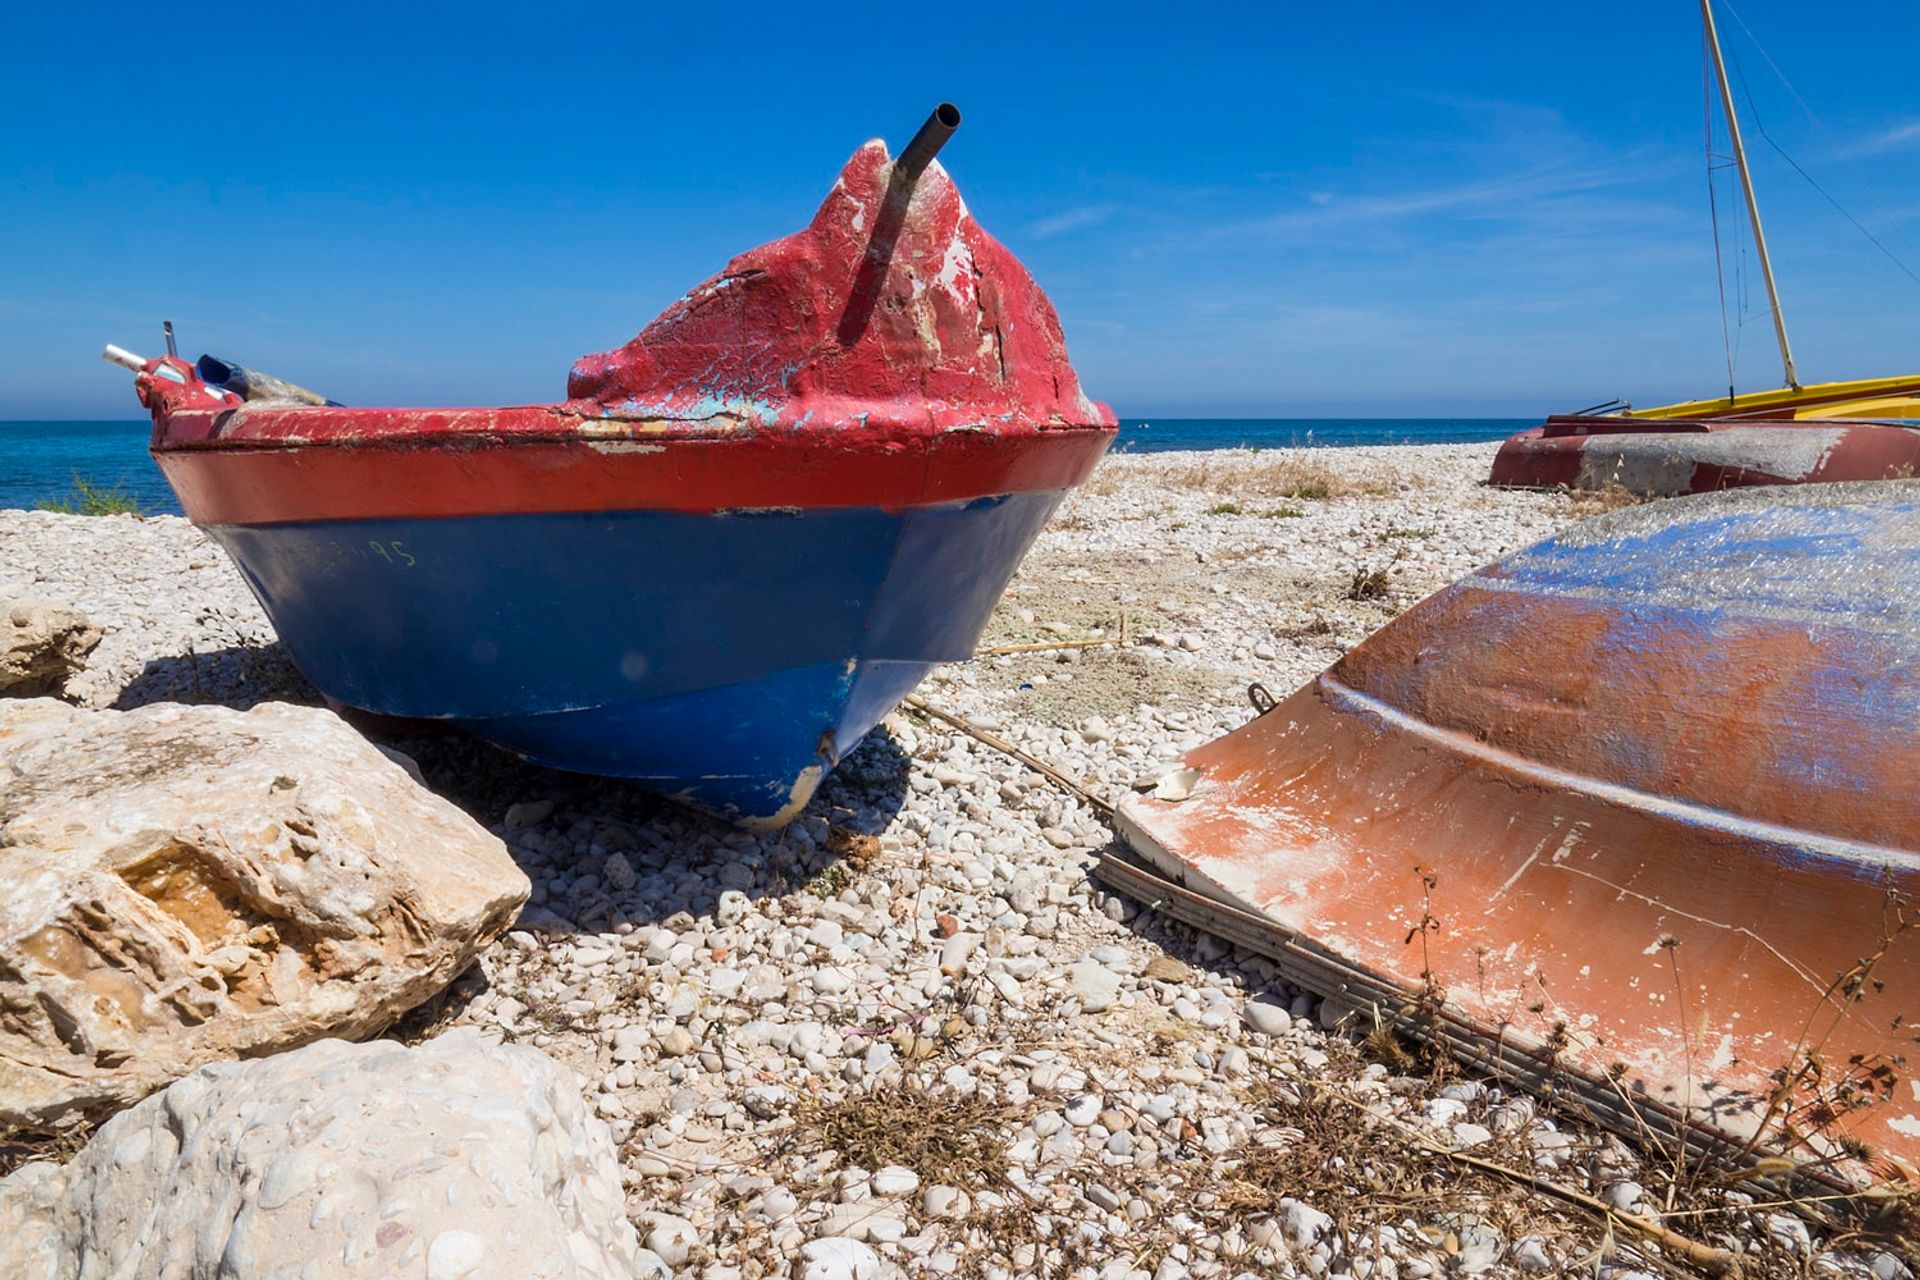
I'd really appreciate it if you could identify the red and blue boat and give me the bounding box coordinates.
[105,107,1117,828]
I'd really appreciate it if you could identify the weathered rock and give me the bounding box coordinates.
[0,602,100,698]
[0,1029,640,1279]
[0,699,529,1124]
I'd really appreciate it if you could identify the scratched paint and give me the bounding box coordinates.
[1491,415,1920,496]
[1119,481,1920,1180]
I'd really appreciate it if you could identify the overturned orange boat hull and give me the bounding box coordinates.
[1115,482,1920,1180]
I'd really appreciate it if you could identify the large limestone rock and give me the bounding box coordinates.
[0,1029,643,1279]
[0,699,529,1124]
[0,602,101,698]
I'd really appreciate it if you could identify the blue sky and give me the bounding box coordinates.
[5,1,1918,419]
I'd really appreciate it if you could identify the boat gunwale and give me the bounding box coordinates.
[148,403,1118,454]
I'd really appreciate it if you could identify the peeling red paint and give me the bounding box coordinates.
[135,141,1116,526]
[567,142,1109,433]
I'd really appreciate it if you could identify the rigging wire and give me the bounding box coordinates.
[1719,0,1920,267]
[1719,1,1920,291]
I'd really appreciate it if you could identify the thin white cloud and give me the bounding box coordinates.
[1236,153,1669,239]
[1844,119,1920,158]
[1026,204,1117,239]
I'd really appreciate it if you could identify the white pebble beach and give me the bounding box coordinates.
[1,443,1904,1280]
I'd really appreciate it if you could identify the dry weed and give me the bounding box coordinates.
[1567,481,1651,515]
[824,825,882,870]
[794,1084,1036,1190]
[0,1118,96,1178]
[1154,453,1409,501]
[1347,564,1393,601]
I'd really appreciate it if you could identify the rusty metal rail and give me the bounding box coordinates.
[1088,847,1855,1201]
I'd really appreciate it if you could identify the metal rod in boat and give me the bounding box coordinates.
[102,344,146,372]
[897,103,961,180]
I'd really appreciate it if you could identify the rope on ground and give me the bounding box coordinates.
[900,694,1113,817]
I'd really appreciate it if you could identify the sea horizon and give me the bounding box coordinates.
[0,417,1534,515]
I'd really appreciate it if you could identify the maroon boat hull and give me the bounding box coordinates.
[1490,415,1920,496]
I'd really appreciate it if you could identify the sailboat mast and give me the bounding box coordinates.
[1701,0,1800,390]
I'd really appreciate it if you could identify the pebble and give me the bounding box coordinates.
[1070,959,1123,1012]
[1280,1198,1333,1248]
[795,1237,881,1280]
[923,1185,969,1219]
[644,1213,698,1267]
[8,457,1869,1280]
[425,1231,487,1280]
[1243,997,1291,1036]
[870,1166,919,1196]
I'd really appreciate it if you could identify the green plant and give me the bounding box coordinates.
[1261,506,1306,519]
[1206,501,1244,516]
[38,473,143,516]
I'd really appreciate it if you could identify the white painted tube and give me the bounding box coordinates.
[101,343,147,372]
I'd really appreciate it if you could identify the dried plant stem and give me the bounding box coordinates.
[1311,1086,1745,1277]
[975,637,1117,657]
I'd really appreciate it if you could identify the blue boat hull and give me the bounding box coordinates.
[208,491,1063,826]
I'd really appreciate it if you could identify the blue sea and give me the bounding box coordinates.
[0,417,1531,515]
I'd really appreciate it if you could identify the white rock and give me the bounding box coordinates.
[1511,1237,1553,1273]
[796,1236,882,1280]
[1279,1197,1333,1248]
[0,1029,639,1279]
[1243,997,1291,1036]
[427,1230,488,1280]
[0,698,528,1124]
[1600,1179,1645,1214]
[1064,1094,1102,1126]
[645,1212,699,1267]
[1070,959,1123,1012]
[1450,1121,1493,1148]
[1152,768,1199,802]
[870,1165,919,1196]
[922,1185,969,1219]
[939,933,977,975]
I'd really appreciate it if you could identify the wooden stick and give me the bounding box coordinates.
[975,637,1116,657]
[1442,1148,1746,1276]
[901,694,1113,816]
